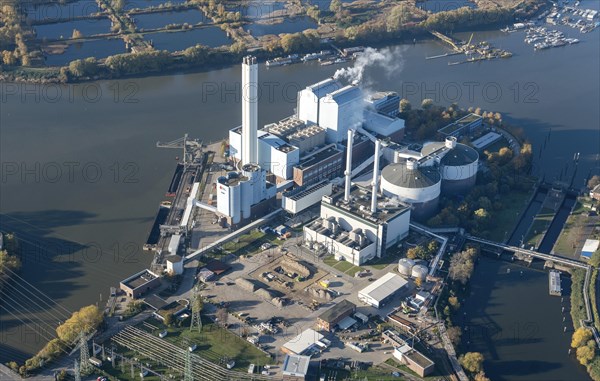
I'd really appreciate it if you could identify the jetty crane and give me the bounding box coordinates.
[156,133,202,169]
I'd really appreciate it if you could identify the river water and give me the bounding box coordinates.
[0,1,598,377]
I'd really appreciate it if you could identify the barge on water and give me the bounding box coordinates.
[549,270,562,296]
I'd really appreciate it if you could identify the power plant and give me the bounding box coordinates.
[218,56,480,257]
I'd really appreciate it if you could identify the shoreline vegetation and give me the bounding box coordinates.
[0,0,548,83]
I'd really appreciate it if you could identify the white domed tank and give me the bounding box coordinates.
[440,138,479,195]
[398,258,415,276]
[380,159,442,221]
[411,264,428,282]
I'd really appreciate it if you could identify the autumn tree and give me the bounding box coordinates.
[474,372,491,381]
[459,352,484,373]
[56,305,103,343]
[449,250,475,285]
[588,175,600,190]
[572,327,593,348]
[421,98,434,109]
[399,98,411,113]
[446,326,462,346]
[576,344,595,365]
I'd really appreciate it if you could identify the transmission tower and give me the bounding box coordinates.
[183,344,194,381]
[190,285,202,332]
[79,330,91,374]
[74,360,81,381]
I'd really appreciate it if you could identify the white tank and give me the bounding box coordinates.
[380,162,441,204]
[411,264,428,281]
[398,258,415,276]
[440,143,479,195]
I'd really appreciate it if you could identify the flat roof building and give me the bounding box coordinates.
[304,185,410,265]
[282,329,325,355]
[316,300,357,332]
[393,345,435,377]
[282,354,311,380]
[358,272,408,308]
[120,269,161,299]
[282,181,333,214]
[438,113,483,137]
[582,239,600,259]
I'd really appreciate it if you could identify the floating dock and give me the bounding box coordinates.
[549,270,562,296]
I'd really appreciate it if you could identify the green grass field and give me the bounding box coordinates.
[524,206,556,247]
[553,198,588,255]
[484,188,535,242]
[322,255,364,276]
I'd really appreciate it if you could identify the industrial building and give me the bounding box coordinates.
[319,85,365,143]
[358,272,408,308]
[216,164,277,225]
[380,137,479,220]
[120,269,161,299]
[228,76,405,186]
[380,160,442,221]
[304,135,411,265]
[393,345,435,377]
[281,328,325,355]
[166,255,183,275]
[282,354,310,380]
[365,91,401,118]
[438,113,483,138]
[582,239,600,260]
[316,299,357,332]
[383,330,435,377]
[282,181,333,214]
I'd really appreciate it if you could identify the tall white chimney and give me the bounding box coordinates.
[371,139,380,214]
[344,129,354,202]
[242,56,258,165]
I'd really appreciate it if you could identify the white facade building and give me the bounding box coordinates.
[282,181,333,214]
[319,85,364,143]
[297,78,342,125]
[358,272,408,308]
[216,164,275,224]
[303,185,410,265]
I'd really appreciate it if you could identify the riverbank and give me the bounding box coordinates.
[0,0,548,83]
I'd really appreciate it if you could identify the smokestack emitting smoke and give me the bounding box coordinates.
[371,139,380,214]
[333,47,404,85]
[345,129,355,202]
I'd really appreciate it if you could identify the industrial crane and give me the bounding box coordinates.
[156,133,202,169]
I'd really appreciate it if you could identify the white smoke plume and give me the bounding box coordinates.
[333,46,405,87]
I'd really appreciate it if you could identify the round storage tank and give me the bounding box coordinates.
[398,258,415,276]
[440,143,479,195]
[380,160,442,221]
[411,264,428,282]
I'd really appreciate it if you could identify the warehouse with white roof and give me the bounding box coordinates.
[358,272,408,308]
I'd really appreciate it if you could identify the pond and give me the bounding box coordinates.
[132,8,209,30]
[24,0,101,23]
[35,18,112,40]
[246,16,318,36]
[146,27,231,50]
[123,0,188,11]
[44,38,127,66]
[227,1,286,20]
[417,0,476,13]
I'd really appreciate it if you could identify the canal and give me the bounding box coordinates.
[0,1,598,378]
[459,256,589,381]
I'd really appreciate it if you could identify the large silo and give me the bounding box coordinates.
[380,159,441,221]
[398,258,415,277]
[216,173,242,224]
[439,137,479,195]
[411,264,428,282]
